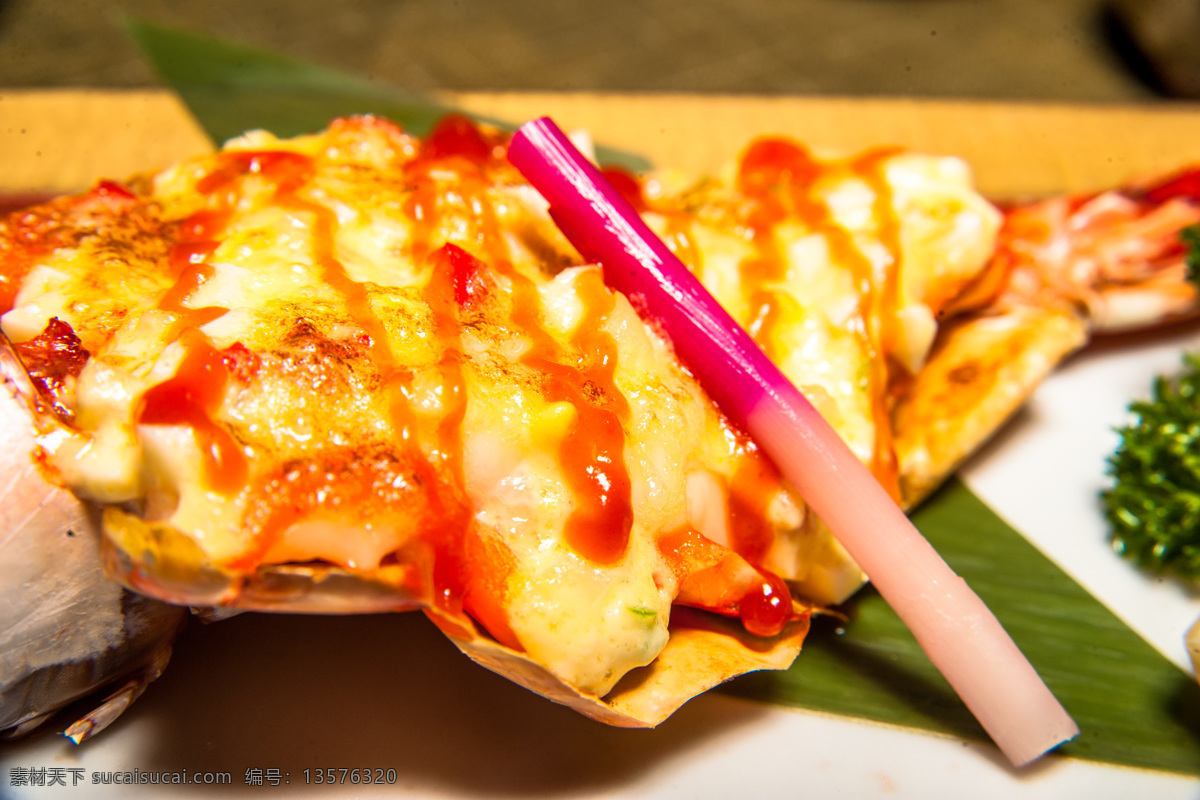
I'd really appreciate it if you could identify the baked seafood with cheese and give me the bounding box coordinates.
[1,116,823,728]
[2,113,1196,732]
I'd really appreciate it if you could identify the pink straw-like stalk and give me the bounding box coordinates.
[508,116,1078,766]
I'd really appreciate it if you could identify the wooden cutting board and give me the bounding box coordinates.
[5,89,1200,198]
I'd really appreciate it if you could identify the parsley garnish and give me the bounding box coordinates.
[1181,223,1200,289]
[1103,353,1200,580]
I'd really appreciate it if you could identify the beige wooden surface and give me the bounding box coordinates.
[6,88,1200,198]
[0,1,1155,103]
[0,90,212,193]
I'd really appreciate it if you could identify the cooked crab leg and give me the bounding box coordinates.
[60,643,173,744]
[0,335,185,741]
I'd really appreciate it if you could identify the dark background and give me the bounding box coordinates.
[0,0,1193,101]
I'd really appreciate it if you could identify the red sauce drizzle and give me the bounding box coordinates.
[196,146,417,444]
[196,150,314,196]
[190,136,509,640]
[404,121,635,567]
[736,140,824,359]
[420,243,476,486]
[155,261,227,330]
[138,329,247,494]
[337,129,511,630]
[173,121,800,647]
[508,266,633,565]
[416,241,521,647]
[725,447,785,566]
[847,147,905,497]
[160,206,234,332]
[656,525,796,637]
[555,269,633,564]
[600,167,646,212]
[422,114,499,164]
[136,153,317,499]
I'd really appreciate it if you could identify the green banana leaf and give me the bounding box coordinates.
[124,19,649,171]
[127,19,1200,776]
[727,479,1200,775]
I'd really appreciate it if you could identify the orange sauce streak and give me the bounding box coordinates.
[160,204,235,333]
[657,526,795,637]
[156,261,228,330]
[422,243,476,475]
[420,243,522,647]
[137,329,247,494]
[736,141,822,361]
[195,150,314,196]
[190,142,494,634]
[397,123,532,638]
[135,172,251,494]
[735,138,902,499]
[398,127,492,624]
[0,182,140,313]
[848,147,905,497]
[282,190,418,433]
[517,268,634,565]
[726,447,785,566]
[407,120,635,567]
[138,153,322,500]
[558,269,633,564]
[272,163,503,632]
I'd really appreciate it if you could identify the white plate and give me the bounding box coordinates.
[4,327,1200,799]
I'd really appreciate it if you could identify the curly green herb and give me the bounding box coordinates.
[1103,352,1200,580]
[1182,223,1200,290]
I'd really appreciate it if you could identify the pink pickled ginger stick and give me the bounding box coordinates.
[507,116,1078,766]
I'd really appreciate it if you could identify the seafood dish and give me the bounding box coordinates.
[2,111,1198,738]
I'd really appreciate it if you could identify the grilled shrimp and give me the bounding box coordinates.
[0,334,186,742]
[895,167,1200,505]
[976,168,1200,331]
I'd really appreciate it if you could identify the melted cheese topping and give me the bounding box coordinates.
[1,117,822,696]
[644,138,1001,498]
[0,117,999,697]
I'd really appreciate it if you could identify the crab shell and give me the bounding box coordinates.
[0,341,186,740]
[892,306,1089,507]
[100,503,810,727]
